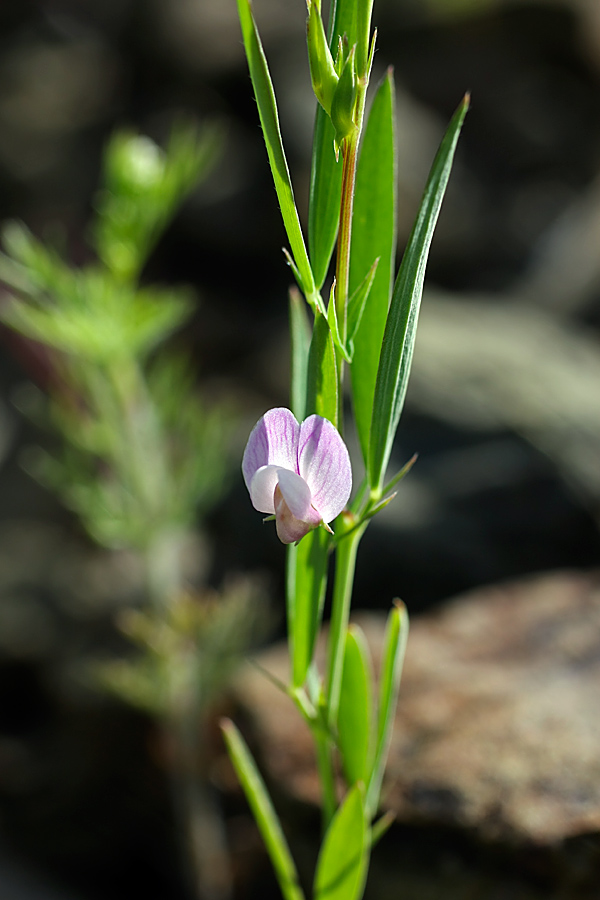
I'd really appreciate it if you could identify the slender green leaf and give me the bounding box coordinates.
[221,719,306,900]
[370,811,395,846]
[289,288,311,422]
[307,0,338,115]
[306,311,338,426]
[369,94,469,490]
[366,601,409,817]
[355,0,375,76]
[314,785,368,900]
[286,528,330,688]
[347,257,379,346]
[309,103,342,289]
[330,0,360,52]
[326,281,351,362]
[236,0,322,312]
[337,625,374,786]
[308,0,361,289]
[349,70,397,468]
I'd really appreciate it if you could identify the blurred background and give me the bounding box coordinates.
[1,0,600,898]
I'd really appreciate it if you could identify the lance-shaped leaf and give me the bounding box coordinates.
[308,109,341,290]
[221,720,306,900]
[368,94,469,491]
[366,601,409,817]
[355,0,375,76]
[307,0,338,115]
[237,0,323,313]
[287,527,330,688]
[314,785,368,900]
[326,280,351,362]
[349,70,397,469]
[306,311,339,427]
[308,0,360,289]
[289,288,311,422]
[347,257,379,349]
[337,625,374,787]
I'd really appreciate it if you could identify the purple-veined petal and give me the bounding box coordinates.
[274,485,316,544]
[242,408,300,492]
[298,414,352,523]
[248,464,281,514]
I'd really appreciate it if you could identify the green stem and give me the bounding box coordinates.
[314,725,337,832]
[326,523,367,731]
[334,132,359,340]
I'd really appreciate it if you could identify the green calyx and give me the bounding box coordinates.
[331,44,358,157]
[307,0,339,116]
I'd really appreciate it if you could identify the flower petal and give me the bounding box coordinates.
[297,415,352,522]
[277,468,321,526]
[242,408,300,492]
[274,485,316,544]
[248,465,281,514]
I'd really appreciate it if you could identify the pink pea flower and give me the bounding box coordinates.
[242,407,352,544]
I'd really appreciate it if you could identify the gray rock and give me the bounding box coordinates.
[235,570,600,846]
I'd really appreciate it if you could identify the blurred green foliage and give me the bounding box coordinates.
[0,121,232,554]
[98,579,265,717]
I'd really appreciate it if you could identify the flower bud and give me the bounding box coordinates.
[307,0,339,115]
[331,45,358,156]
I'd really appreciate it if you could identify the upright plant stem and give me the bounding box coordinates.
[335,131,359,341]
[326,524,367,732]
[314,725,337,832]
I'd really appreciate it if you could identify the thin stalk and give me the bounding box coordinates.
[334,131,359,340]
[313,726,337,832]
[325,523,367,731]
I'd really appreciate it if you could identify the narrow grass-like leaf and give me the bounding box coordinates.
[237,0,322,312]
[289,288,311,422]
[347,257,379,345]
[309,92,342,289]
[370,811,395,846]
[337,625,373,786]
[355,0,375,76]
[366,601,409,817]
[308,0,361,289]
[286,528,330,688]
[368,94,469,490]
[349,70,397,468]
[326,281,351,363]
[306,311,338,426]
[314,785,368,900]
[221,719,306,900]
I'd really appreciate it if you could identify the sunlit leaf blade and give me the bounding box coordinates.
[366,602,409,817]
[368,94,469,490]
[326,280,351,362]
[350,70,397,468]
[221,720,306,900]
[347,257,379,345]
[309,85,342,289]
[307,0,362,290]
[289,288,311,422]
[338,626,373,786]
[314,785,368,900]
[236,0,319,308]
[306,311,338,426]
[355,0,375,76]
[286,528,330,688]
[331,0,359,51]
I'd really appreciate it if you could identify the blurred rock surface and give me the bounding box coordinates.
[235,570,600,846]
